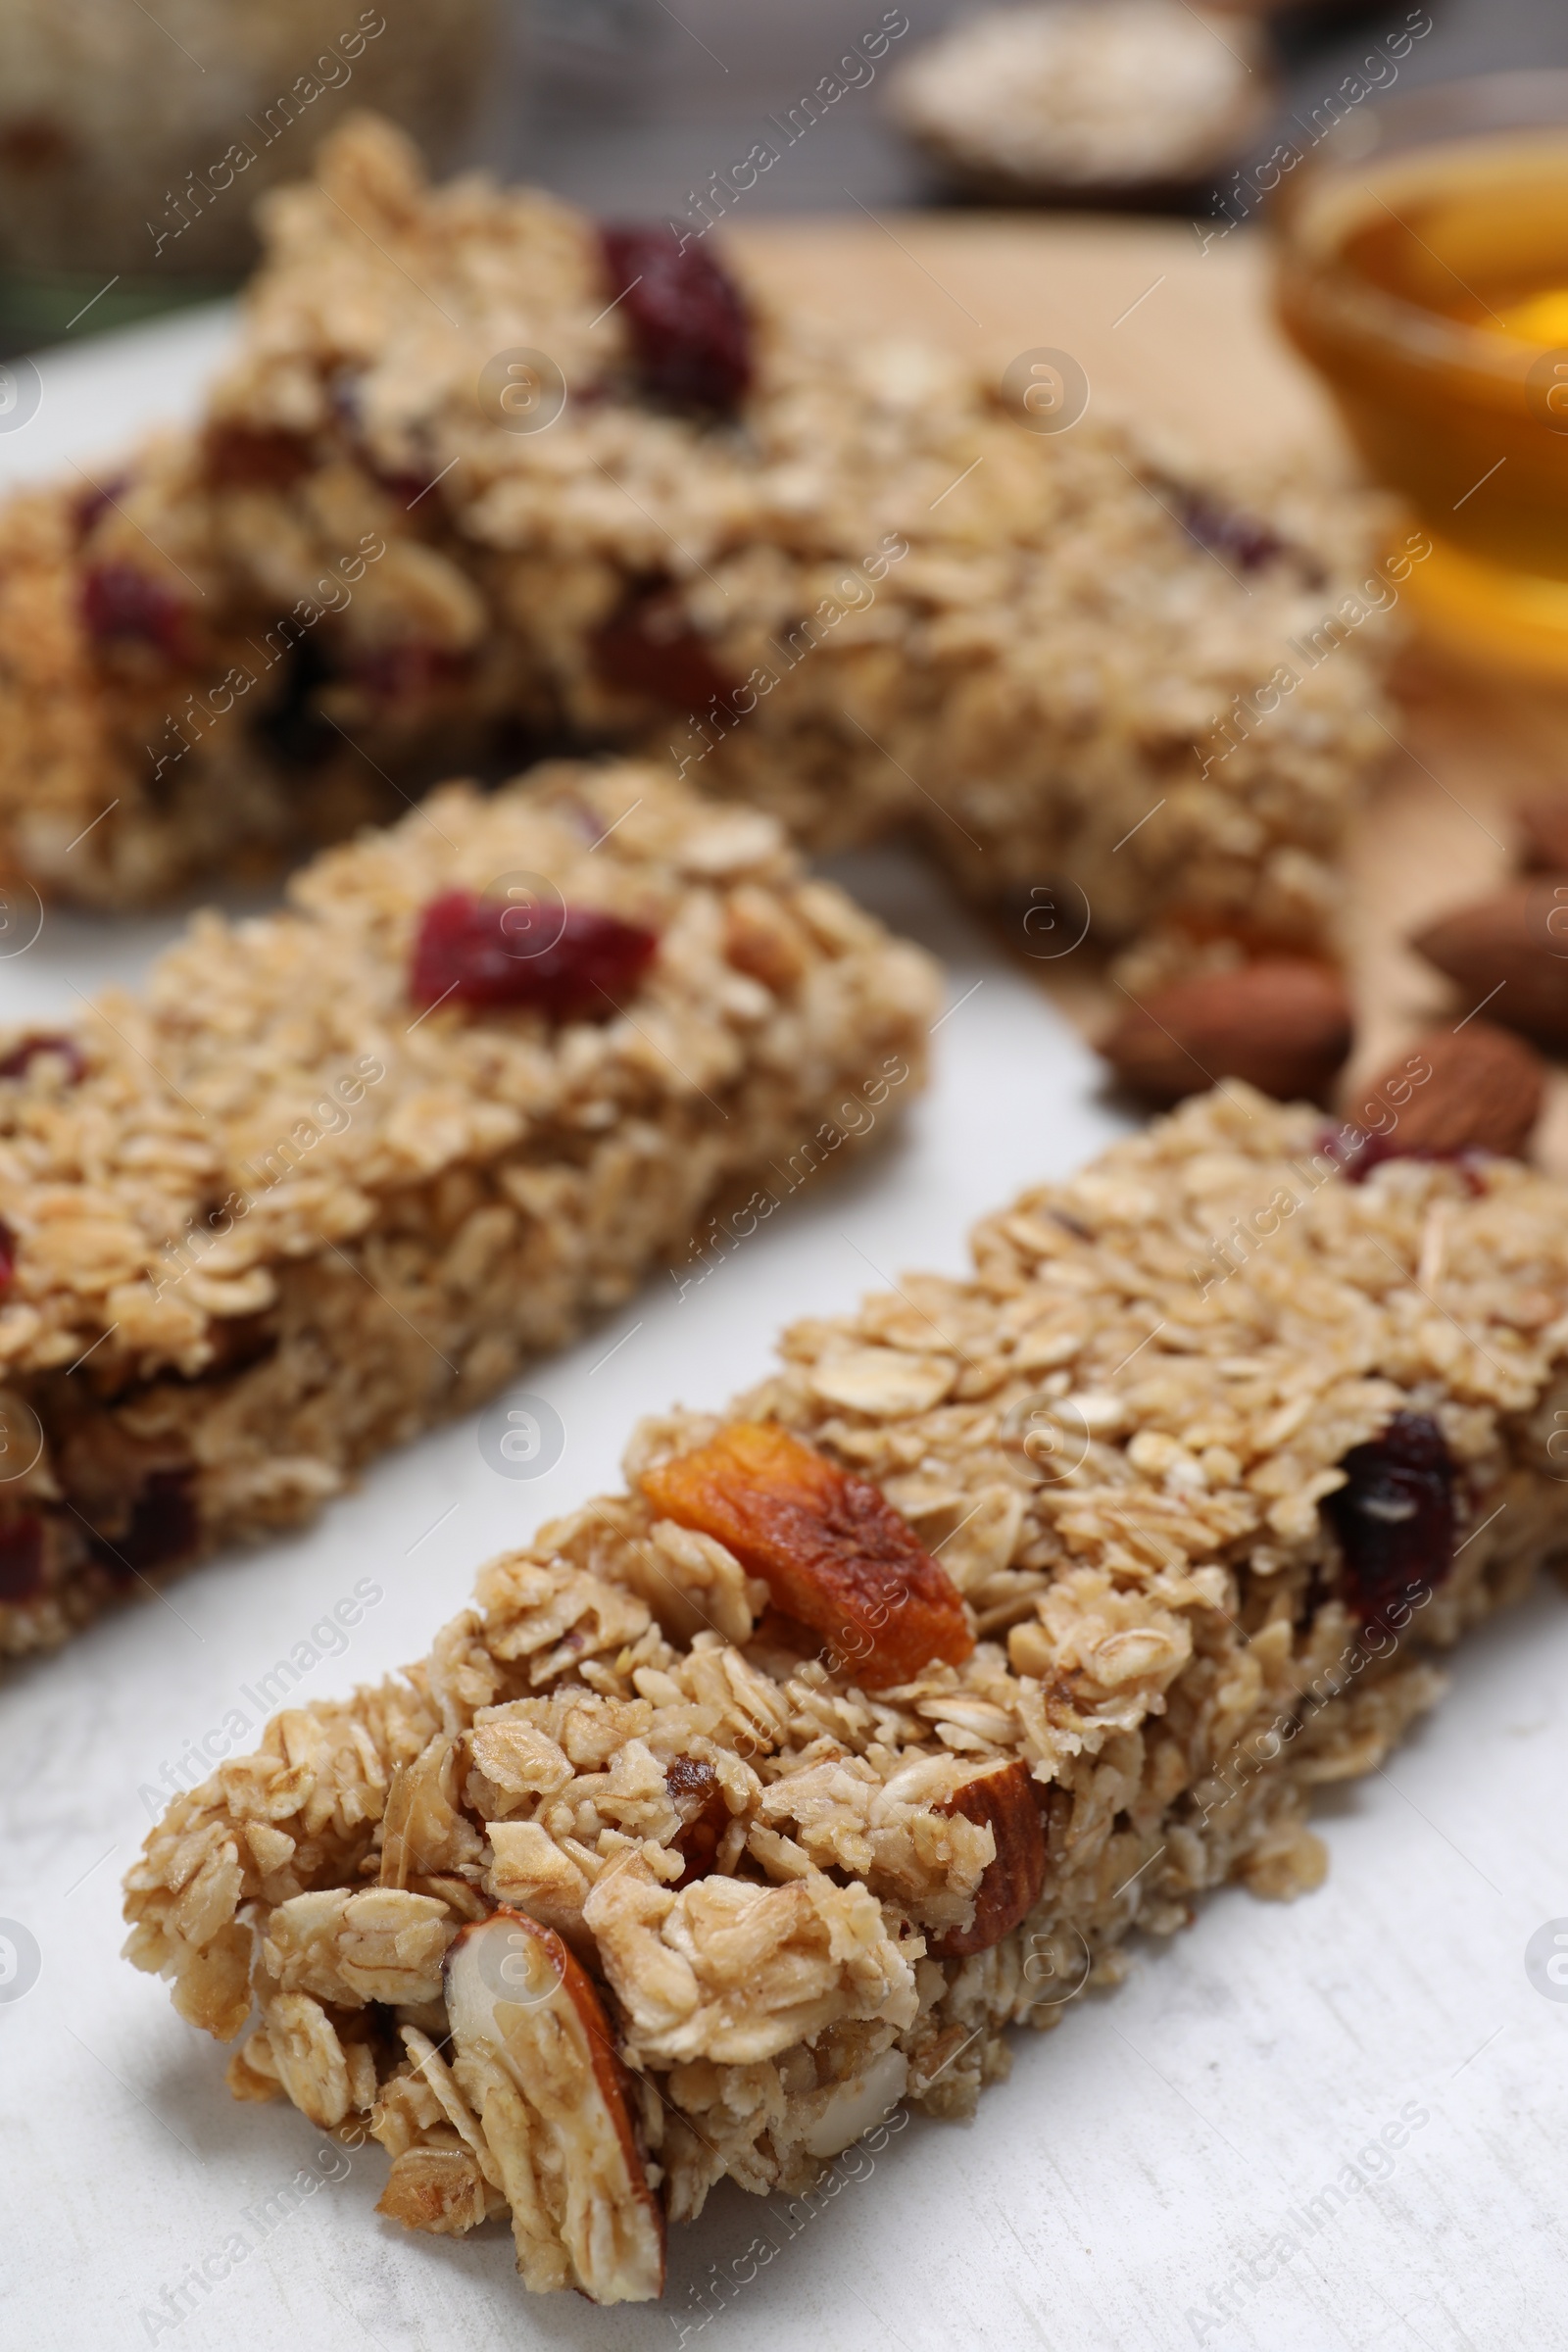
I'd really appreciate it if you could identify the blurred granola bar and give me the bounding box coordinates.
[0,758,937,1654]
[0,117,1392,969]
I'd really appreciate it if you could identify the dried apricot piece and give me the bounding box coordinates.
[640,1421,973,1689]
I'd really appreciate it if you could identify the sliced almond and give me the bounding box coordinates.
[1098,961,1352,1107]
[1411,882,1568,1050]
[802,2045,909,2158]
[931,1758,1046,1957]
[1347,1023,1544,1165]
[443,1908,664,2305]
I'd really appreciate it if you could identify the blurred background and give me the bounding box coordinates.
[497,0,1568,210]
[4,0,1568,676]
[0,0,1561,352]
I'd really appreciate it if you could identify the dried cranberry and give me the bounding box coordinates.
[373,466,439,510]
[91,1466,199,1583]
[1335,1132,1427,1185]
[0,1516,44,1604]
[81,563,189,661]
[1319,1126,1487,1193]
[665,1755,728,1887]
[1324,1411,1455,1621]
[599,225,753,416]
[1176,489,1290,575]
[349,642,472,703]
[410,891,658,1020]
[203,422,312,490]
[0,1032,85,1084]
[0,1218,15,1289]
[73,473,127,540]
[591,582,734,710]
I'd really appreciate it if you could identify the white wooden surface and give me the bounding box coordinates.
[1,289,1568,2352]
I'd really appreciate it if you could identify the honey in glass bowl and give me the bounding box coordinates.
[1276,74,1568,678]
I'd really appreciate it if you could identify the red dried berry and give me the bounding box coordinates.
[373,466,440,510]
[410,891,658,1020]
[599,225,753,416]
[0,1218,15,1290]
[590,582,734,710]
[0,1515,45,1604]
[1176,488,1290,575]
[349,642,472,703]
[1324,1410,1455,1622]
[73,473,127,540]
[0,1032,86,1084]
[665,1755,729,1887]
[1319,1126,1488,1194]
[91,1466,199,1583]
[81,563,189,660]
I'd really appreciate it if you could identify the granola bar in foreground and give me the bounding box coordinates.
[0,759,937,1656]
[124,1090,1568,2303]
[1,115,1391,968]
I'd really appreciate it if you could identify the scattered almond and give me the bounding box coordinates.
[932,1758,1047,1957]
[1410,881,1568,1050]
[1347,1021,1544,1164]
[1097,960,1353,1107]
[1515,797,1568,873]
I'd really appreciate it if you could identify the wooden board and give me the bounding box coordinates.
[730,214,1568,1172]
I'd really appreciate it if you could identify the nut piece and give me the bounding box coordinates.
[931,1759,1047,1957]
[1346,1023,1544,1168]
[640,1422,973,1689]
[1411,883,1568,1050]
[1514,799,1568,873]
[664,1755,730,1886]
[443,1908,664,2305]
[1098,961,1353,1107]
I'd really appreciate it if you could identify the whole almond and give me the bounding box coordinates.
[1515,797,1568,874]
[1098,960,1353,1107]
[1412,880,1568,1049]
[1348,1021,1544,1162]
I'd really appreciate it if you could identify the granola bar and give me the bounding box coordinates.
[0,758,937,1656]
[123,1088,1568,2303]
[1,116,1392,965]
